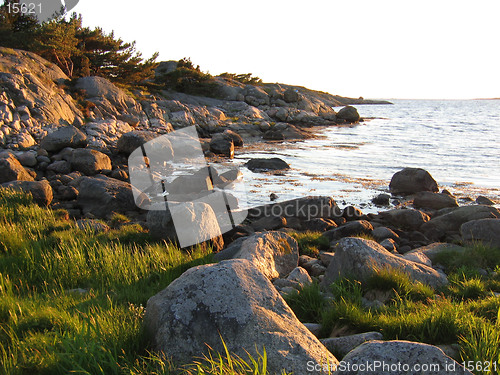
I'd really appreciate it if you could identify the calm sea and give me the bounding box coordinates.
[228,99,500,211]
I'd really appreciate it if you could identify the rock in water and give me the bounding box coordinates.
[321,237,448,289]
[144,259,338,374]
[389,168,439,195]
[461,218,500,248]
[336,106,360,123]
[336,340,472,374]
[40,126,87,152]
[209,133,234,157]
[245,158,290,172]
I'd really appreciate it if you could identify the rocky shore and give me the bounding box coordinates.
[1,46,499,374]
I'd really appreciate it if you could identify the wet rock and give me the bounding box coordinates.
[144,259,338,374]
[245,157,290,172]
[413,191,458,210]
[476,196,496,205]
[389,168,438,195]
[336,106,360,123]
[71,149,112,175]
[461,218,500,248]
[40,126,87,152]
[209,133,234,157]
[337,340,472,375]
[321,237,448,289]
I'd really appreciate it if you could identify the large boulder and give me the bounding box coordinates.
[377,208,430,230]
[336,106,360,123]
[461,218,500,248]
[146,202,224,251]
[389,168,439,195]
[40,126,87,152]
[214,231,298,280]
[144,259,338,374]
[321,237,448,289]
[75,175,140,218]
[116,131,158,155]
[413,191,458,210]
[1,180,53,206]
[245,158,290,172]
[421,205,500,240]
[336,340,472,374]
[405,242,466,264]
[0,153,34,183]
[71,149,112,175]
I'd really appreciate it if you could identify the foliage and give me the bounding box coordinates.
[289,231,329,257]
[218,72,262,85]
[284,283,325,323]
[0,2,158,85]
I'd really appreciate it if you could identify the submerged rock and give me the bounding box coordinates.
[245,157,290,172]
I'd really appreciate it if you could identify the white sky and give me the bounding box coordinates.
[47,1,500,98]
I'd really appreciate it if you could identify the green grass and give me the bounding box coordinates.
[0,189,221,374]
[289,231,329,257]
[433,242,500,272]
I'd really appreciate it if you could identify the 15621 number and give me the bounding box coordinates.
[7,2,42,15]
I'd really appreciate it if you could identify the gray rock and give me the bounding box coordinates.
[116,131,158,155]
[40,126,87,152]
[336,340,472,374]
[146,202,224,251]
[461,218,500,248]
[336,106,360,123]
[389,168,439,195]
[405,242,466,264]
[402,251,432,267]
[250,215,287,231]
[413,191,458,210]
[249,196,339,220]
[76,175,141,218]
[301,218,338,232]
[321,332,383,358]
[321,237,448,289]
[245,158,290,172]
[287,266,313,286]
[319,252,336,266]
[263,123,310,141]
[283,88,300,103]
[377,209,430,230]
[0,154,34,183]
[372,193,391,206]
[1,179,53,206]
[71,149,111,175]
[214,231,298,280]
[421,205,500,240]
[323,220,374,241]
[371,227,399,242]
[16,151,37,167]
[144,259,338,374]
[76,219,110,233]
[304,323,323,337]
[209,133,234,157]
[222,129,243,147]
[47,160,71,174]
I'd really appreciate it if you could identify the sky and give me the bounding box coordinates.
[20,0,500,99]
